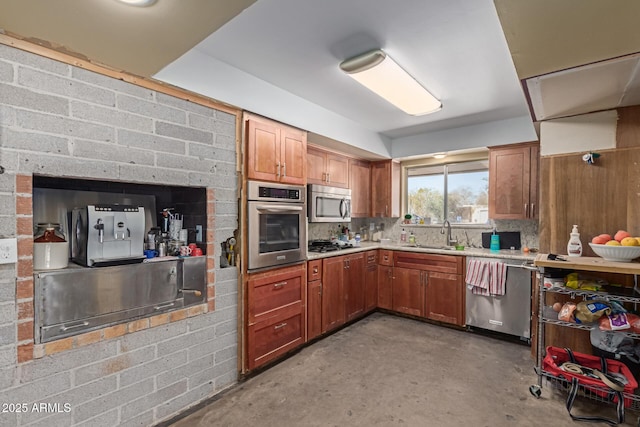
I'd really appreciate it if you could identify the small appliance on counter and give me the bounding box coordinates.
[71,204,146,267]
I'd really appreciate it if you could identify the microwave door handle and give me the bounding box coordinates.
[339,199,346,219]
[255,204,303,213]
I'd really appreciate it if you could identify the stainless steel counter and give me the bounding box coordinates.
[307,241,536,262]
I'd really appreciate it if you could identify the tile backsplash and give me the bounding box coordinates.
[308,217,539,250]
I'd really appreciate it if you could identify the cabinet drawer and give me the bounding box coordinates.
[247,306,304,370]
[248,267,304,324]
[365,250,377,265]
[393,251,462,274]
[379,249,393,266]
[308,259,322,281]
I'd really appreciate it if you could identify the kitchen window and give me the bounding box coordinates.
[405,159,489,225]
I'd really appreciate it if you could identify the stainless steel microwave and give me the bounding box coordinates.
[308,184,351,223]
[247,181,307,271]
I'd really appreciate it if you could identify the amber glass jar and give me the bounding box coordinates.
[34,223,66,243]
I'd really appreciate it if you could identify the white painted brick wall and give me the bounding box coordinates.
[0,44,239,426]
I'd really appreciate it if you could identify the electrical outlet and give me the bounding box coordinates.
[0,238,18,264]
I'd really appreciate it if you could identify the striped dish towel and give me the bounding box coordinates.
[466,260,508,296]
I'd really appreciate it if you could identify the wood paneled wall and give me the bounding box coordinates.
[539,106,640,256]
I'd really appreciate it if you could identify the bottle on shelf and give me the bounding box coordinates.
[567,224,583,257]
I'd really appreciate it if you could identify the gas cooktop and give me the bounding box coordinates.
[308,240,353,253]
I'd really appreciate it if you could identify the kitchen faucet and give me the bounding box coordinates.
[440,219,457,246]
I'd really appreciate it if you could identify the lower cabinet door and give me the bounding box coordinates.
[307,279,322,341]
[365,263,378,312]
[425,272,464,326]
[247,305,304,370]
[378,266,393,310]
[392,267,425,317]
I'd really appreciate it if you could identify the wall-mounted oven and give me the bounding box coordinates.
[247,180,306,271]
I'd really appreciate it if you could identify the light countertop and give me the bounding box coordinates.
[307,241,536,262]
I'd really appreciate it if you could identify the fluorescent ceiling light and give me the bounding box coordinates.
[433,152,447,159]
[340,49,441,116]
[116,0,157,6]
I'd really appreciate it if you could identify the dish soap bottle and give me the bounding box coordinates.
[408,231,415,245]
[400,228,407,242]
[567,224,583,257]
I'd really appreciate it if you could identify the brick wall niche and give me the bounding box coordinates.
[19,175,216,360]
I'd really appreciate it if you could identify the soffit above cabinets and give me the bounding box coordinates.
[524,53,640,121]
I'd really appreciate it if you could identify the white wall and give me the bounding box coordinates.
[154,49,392,158]
[539,110,618,156]
[390,115,538,159]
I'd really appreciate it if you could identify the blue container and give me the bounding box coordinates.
[490,234,500,252]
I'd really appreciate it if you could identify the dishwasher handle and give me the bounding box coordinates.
[510,262,538,271]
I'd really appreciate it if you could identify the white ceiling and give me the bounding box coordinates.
[154,0,536,158]
[2,1,640,160]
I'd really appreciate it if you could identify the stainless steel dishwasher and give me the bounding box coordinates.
[465,257,536,341]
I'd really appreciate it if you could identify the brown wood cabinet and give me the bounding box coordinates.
[392,251,465,325]
[364,250,378,312]
[392,267,425,316]
[245,114,307,185]
[321,256,345,333]
[377,250,393,310]
[307,146,349,188]
[425,271,464,326]
[246,264,306,370]
[307,260,323,341]
[488,142,539,219]
[371,160,401,217]
[349,159,371,217]
[344,252,365,322]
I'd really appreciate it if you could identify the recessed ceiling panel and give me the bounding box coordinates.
[526,54,640,121]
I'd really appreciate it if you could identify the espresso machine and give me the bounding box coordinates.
[71,204,146,267]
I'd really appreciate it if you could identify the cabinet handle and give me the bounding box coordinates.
[327,173,330,183]
[276,161,281,178]
[531,203,535,218]
[274,322,287,330]
[273,281,287,289]
[283,162,286,177]
[313,266,318,274]
[524,203,528,217]
[60,321,89,332]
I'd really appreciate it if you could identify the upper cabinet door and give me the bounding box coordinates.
[246,117,281,182]
[371,160,400,218]
[349,159,371,218]
[280,126,307,185]
[307,146,328,184]
[306,146,349,188]
[245,114,307,185]
[488,142,539,220]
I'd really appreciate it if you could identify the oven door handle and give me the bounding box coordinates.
[255,204,303,213]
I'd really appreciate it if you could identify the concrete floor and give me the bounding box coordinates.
[167,313,638,426]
